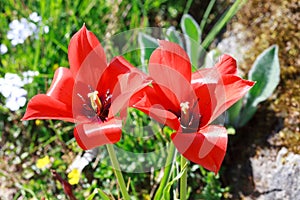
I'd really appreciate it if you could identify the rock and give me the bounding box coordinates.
[249,147,300,199]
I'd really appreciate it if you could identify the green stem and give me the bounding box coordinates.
[180,156,188,200]
[201,0,246,50]
[154,142,177,200]
[183,0,193,14]
[200,0,217,31]
[106,144,130,200]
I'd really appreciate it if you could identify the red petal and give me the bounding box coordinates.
[149,41,196,111]
[171,125,227,174]
[149,40,191,82]
[97,56,139,96]
[71,80,98,124]
[22,94,74,122]
[109,71,150,119]
[191,54,237,85]
[74,119,122,150]
[147,105,180,130]
[214,54,237,75]
[149,63,196,108]
[22,67,74,122]
[46,67,74,105]
[208,75,255,123]
[131,85,168,110]
[131,87,180,130]
[68,24,106,80]
[192,83,216,127]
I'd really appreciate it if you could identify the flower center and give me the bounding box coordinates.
[180,101,190,129]
[87,90,112,122]
[88,91,102,115]
[179,100,201,133]
[180,102,189,115]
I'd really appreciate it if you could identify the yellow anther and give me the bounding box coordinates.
[88,91,102,112]
[180,101,190,129]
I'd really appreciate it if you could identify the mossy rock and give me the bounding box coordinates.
[228,0,300,153]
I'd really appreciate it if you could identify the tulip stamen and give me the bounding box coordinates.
[88,91,102,115]
[180,101,190,129]
[180,102,189,115]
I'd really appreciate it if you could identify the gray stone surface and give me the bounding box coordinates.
[249,147,300,200]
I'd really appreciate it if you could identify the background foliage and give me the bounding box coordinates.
[0,0,233,199]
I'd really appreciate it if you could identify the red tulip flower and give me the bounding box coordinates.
[132,40,255,173]
[22,25,148,150]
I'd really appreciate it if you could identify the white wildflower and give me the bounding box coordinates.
[43,26,49,34]
[0,78,11,98]
[7,12,48,46]
[0,71,38,111]
[5,88,27,111]
[0,44,8,55]
[4,73,24,87]
[22,70,39,84]
[7,18,33,46]
[29,12,42,23]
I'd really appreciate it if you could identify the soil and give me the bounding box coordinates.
[222,102,282,199]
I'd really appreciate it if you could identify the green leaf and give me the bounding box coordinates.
[163,162,188,200]
[138,32,159,67]
[239,45,280,126]
[238,105,257,127]
[86,191,96,200]
[199,0,217,31]
[165,26,183,48]
[15,183,38,200]
[226,98,243,127]
[181,14,201,44]
[180,14,201,68]
[86,188,113,200]
[201,0,246,50]
[248,45,280,106]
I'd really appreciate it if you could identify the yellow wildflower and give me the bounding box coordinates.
[35,119,43,126]
[52,63,59,71]
[36,155,50,169]
[68,168,80,185]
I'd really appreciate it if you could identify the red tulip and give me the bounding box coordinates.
[132,40,255,173]
[22,25,148,150]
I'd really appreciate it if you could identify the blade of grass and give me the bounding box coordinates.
[51,38,68,54]
[106,144,131,200]
[81,0,97,17]
[15,183,38,200]
[183,0,194,14]
[32,27,42,71]
[163,159,188,200]
[153,142,177,200]
[201,0,246,50]
[180,156,188,200]
[200,0,217,31]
